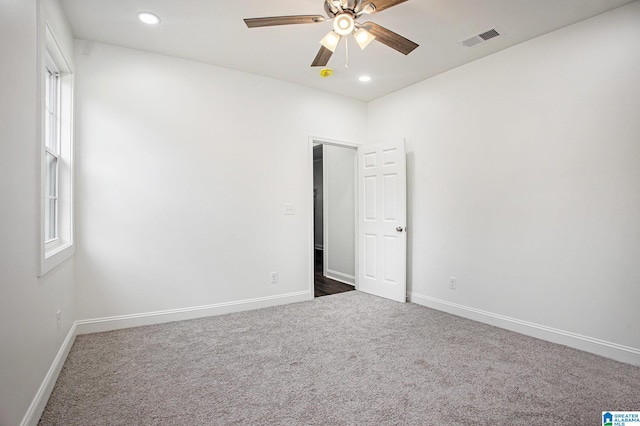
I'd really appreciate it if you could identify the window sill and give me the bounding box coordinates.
[40,242,74,277]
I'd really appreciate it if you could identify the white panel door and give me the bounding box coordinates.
[357,141,407,302]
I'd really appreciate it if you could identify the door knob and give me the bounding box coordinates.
[396,226,405,232]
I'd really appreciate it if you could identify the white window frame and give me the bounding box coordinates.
[39,23,74,276]
[45,55,60,244]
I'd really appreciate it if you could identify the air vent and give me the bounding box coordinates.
[461,28,501,47]
[479,29,500,41]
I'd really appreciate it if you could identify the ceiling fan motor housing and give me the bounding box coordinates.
[324,0,361,19]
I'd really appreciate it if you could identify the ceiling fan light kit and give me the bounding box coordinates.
[244,0,418,68]
[354,28,376,50]
[333,14,355,35]
[320,31,342,52]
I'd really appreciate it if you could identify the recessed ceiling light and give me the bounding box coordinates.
[137,12,161,25]
[359,75,372,82]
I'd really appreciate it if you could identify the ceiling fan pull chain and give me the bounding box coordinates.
[345,36,349,69]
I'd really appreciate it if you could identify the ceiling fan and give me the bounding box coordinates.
[244,0,419,67]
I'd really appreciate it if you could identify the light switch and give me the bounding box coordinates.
[284,203,295,215]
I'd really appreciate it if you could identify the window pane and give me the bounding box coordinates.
[46,152,57,197]
[45,150,58,241]
[45,69,50,102]
[45,71,51,146]
[45,70,59,152]
[45,198,57,241]
[47,109,57,152]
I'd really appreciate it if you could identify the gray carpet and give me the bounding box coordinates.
[40,291,639,425]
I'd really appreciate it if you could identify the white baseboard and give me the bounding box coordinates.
[21,322,77,426]
[325,269,355,286]
[75,290,310,335]
[408,292,640,367]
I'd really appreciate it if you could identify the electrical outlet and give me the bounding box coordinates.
[449,277,457,290]
[56,310,62,331]
[270,271,278,284]
[284,204,295,215]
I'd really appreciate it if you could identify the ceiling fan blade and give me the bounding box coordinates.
[363,22,418,55]
[244,15,326,28]
[311,46,334,67]
[360,0,409,14]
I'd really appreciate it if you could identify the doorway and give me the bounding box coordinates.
[312,141,357,298]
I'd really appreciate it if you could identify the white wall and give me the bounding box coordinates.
[0,0,76,425]
[368,2,640,357]
[324,145,356,284]
[73,42,367,321]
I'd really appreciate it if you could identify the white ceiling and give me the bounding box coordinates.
[60,0,635,102]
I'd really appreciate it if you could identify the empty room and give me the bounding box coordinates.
[1,0,639,424]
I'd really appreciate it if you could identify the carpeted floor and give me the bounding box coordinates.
[40,291,640,425]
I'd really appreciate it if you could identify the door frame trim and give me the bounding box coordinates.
[308,136,361,299]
